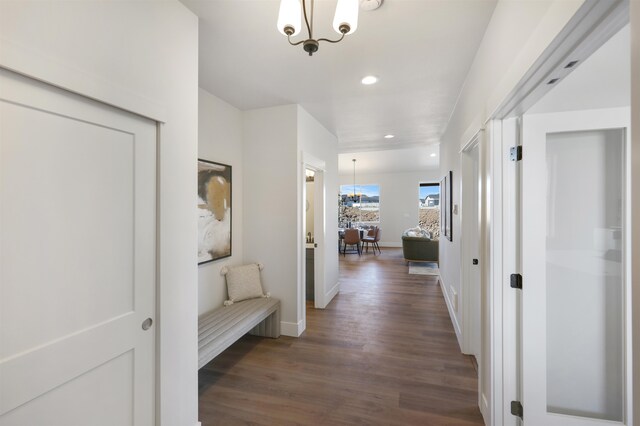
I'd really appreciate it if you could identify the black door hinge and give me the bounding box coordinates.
[510,146,523,161]
[511,401,524,419]
[472,258,479,265]
[511,401,523,419]
[510,273,523,290]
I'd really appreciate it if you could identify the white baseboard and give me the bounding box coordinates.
[324,281,340,306]
[281,320,304,337]
[480,393,489,424]
[439,275,463,351]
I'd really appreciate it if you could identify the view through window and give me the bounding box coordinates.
[419,183,440,239]
[339,184,380,227]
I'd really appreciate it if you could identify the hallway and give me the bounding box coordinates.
[199,248,483,425]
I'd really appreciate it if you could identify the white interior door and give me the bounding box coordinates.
[521,107,630,425]
[0,68,156,425]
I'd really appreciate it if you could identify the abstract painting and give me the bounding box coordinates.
[198,159,232,264]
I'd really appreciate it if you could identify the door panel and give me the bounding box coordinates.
[522,108,629,426]
[0,68,156,425]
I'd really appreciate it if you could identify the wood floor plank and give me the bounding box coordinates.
[199,248,484,425]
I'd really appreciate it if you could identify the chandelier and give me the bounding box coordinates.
[277,0,359,56]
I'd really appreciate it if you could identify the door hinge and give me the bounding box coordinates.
[510,145,522,161]
[511,400,523,419]
[510,273,523,290]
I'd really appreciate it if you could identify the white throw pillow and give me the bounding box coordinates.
[223,263,267,306]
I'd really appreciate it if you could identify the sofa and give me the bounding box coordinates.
[401,228,439,264]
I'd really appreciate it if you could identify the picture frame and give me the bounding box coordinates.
[441,171,453,241]
[197,159,232,264]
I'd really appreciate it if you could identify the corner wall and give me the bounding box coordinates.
[243,105,339,336]
[0,1,199,425]
[243,105,300,335]
[198,88,244,315]
[339,170,440,246]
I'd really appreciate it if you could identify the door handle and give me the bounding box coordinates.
[314,243,318,248]
[472,259,479,265]
[141,318,153,330]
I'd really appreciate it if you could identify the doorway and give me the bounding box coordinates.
[461,136,483,364]
[300,152,326,336]
[305,169,316,304]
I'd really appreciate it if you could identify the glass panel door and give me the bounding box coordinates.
[545,129,624,421]
[522,108,629,426]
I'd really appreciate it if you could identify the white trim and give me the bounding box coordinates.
[460,127,485,154]
[439,275,462,348]
[281,320,304,337]
[493,0,629,119]
[301,151,326,171]
[323,281,340,308]
[481,393,490,422]
[0,37,167,123]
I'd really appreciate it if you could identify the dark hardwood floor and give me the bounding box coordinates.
[199,248,484,425]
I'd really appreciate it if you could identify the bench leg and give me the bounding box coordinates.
[249,309,281,338]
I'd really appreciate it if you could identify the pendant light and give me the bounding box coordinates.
[277,0,359,56]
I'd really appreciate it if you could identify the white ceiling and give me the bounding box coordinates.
[181,0,497,153]
[338,145,439,175]
[529,25,630,114]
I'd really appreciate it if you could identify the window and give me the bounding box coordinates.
[339,184,380,226]
[419,183,440,239]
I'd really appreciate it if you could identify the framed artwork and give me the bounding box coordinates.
[441,171,453,241]
[198,159,232,264]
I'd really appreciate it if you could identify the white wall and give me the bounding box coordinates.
[339,170,440,246]
[631,1,640,420]
[243,105,300,335]
[0,2,199,425]
[198,88,244,315]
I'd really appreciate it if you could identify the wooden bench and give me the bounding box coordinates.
[198,297,281,369]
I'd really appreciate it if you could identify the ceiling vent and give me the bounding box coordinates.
[360,0,383,11]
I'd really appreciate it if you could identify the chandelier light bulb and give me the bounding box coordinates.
[278,0,362,56]
[277,0,302,36]
[333,0,359,35]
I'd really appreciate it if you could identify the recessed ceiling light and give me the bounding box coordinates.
[384,134,394,139]
[361,75,378,85]
[430,153,437,157]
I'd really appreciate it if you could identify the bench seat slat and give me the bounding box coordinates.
[198,297,280,369]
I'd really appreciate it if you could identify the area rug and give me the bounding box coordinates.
[408,261,440,276]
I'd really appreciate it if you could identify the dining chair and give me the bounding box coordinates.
[362,226,381,254]
[343,228,361,256]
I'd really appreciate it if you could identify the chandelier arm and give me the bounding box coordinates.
[287,35,306,46]
[301,0,313,38]
[317,33,346,44]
